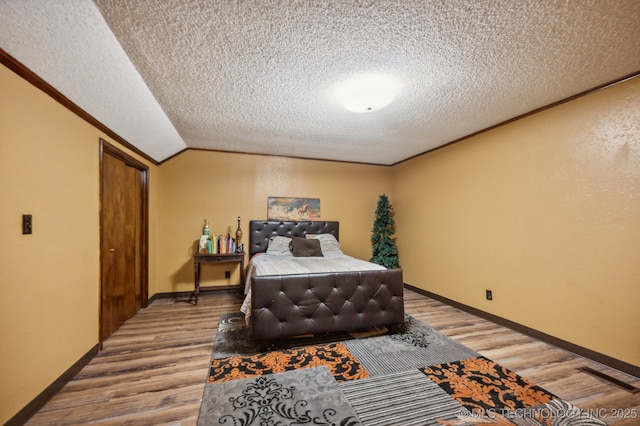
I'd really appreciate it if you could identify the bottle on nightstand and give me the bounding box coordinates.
[235,216,243,253]
[203,218,213,254]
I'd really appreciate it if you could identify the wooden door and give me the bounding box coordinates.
[100,140,148,342]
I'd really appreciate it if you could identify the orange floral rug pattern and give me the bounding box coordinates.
[208,342,369,383]
[421,356,556,415]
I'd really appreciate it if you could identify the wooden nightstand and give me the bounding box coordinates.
[193,252,245,304]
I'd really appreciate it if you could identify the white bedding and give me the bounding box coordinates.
[240,252,386,317]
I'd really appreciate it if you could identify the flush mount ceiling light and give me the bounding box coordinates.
[335,74,399,113]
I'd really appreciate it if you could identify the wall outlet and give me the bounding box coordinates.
[225,271,231,279]
[485,290,493,300]
[22,214,32,234]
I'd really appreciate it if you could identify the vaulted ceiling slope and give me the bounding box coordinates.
[1,0,639,165]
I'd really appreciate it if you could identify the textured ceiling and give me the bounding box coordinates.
[2,0,640,165]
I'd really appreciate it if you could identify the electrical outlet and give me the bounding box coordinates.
[22,214,32,234]
[225,271,230,279]
[486,290,493,301]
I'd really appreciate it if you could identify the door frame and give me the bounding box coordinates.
[99,138,149,342]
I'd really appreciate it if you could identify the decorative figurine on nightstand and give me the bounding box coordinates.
[235,216,243,253]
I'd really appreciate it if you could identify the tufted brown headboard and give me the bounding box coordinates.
[248,220,339,257]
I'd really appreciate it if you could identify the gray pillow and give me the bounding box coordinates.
[289,237,323,257]
[266,236,292,255]
[306,233,343,255]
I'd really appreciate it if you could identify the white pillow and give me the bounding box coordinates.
[266,236,292,255]
[307,233,343,254]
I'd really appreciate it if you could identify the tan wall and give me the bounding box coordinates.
[392,77,640,366]
[156,150,392,292]
[0,64,158,423]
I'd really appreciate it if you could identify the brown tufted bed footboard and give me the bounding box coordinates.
[248,220,404,345]
[251,268,404,342]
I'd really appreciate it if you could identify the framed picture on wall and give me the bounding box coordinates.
[268,197,320,221]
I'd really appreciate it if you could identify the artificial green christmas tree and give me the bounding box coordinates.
[370,194,400,268]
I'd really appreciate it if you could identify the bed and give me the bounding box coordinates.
[242,220,404,346]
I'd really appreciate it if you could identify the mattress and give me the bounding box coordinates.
[240,252,386,317]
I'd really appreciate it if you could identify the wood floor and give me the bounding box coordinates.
[26,289,639,425]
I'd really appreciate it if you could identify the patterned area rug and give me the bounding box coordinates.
[198,313,606,425]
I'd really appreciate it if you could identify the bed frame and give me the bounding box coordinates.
[248,220,404,345]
